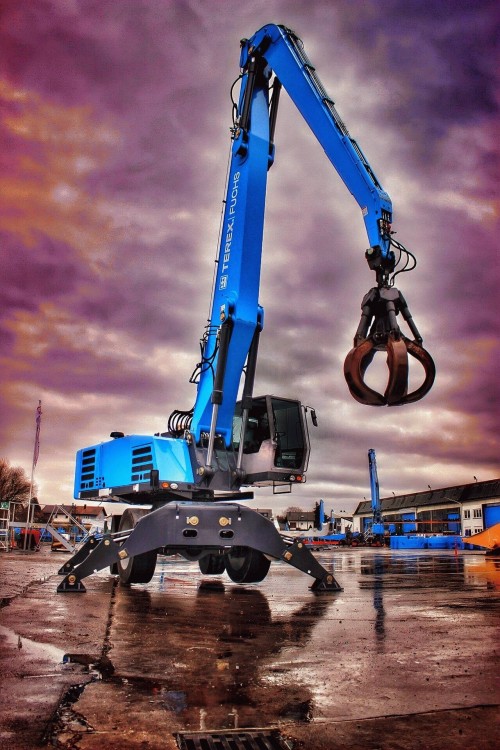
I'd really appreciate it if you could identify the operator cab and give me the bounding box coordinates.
[232,395,310,487]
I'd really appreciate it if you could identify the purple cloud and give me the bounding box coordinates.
[1,0,498,508]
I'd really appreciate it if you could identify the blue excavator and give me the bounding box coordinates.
[57,24,434,593]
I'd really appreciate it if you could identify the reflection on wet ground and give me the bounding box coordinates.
[463,554,500,590]
[109,560,334,730]
[96,549,499,733]
[1,547,499,748]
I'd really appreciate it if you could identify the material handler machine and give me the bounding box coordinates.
[364,449,385,545]
[58,24,434,594]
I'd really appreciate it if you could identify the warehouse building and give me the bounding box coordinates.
[352,478,500,537]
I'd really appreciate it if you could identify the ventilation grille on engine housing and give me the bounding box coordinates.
[79,448,97,490]
[131,444,153,482]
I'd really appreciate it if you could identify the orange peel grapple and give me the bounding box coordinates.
[344,285,435,406]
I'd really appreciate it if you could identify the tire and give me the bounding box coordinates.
[199,553,226,575]
[224,546,271,584]
[118,509,157,585]
[109,514,122,575]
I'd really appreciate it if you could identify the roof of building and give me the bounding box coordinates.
[354,478,500,516]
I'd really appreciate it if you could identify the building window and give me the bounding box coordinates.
[473,508,482,518]
[464,529,472,536]
[463,509,471,519]
[474,528,483,534]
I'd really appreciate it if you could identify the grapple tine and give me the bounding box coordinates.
[392,337,436,405]
[344,339,386,406]
[384,335,409,405]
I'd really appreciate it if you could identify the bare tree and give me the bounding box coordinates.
[0,458,33,511]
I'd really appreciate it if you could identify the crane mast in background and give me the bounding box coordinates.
[367,448,385,541]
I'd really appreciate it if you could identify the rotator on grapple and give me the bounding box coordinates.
[58,24,435,596]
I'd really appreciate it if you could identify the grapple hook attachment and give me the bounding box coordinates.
[343,285,436,406]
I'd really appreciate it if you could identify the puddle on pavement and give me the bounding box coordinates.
[97,551,497,726]
[0,624,66,663]
[463,555,500,590]
[91,565,337,730]
[37,549,500,742]
[357,552,468,589]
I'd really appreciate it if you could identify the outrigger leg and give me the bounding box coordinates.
[57,534,121,592]
[57,535,101,576]
[57,502,342,593]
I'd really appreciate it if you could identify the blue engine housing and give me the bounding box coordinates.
[74,434,195,499]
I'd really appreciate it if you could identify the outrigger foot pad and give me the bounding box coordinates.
[311,575,343,592]
[57,576,86,593]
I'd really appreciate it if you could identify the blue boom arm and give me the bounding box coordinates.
[190,55,272,448]
[242,25,393,255]
[190,24,434,457]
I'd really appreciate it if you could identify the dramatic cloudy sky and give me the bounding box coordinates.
[1,0,498,513]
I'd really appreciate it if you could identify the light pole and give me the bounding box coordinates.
[23,401,42,552]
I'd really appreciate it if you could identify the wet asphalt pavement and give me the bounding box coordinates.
[0,546,499,749]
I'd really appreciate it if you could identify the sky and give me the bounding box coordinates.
[1,0,498,514]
